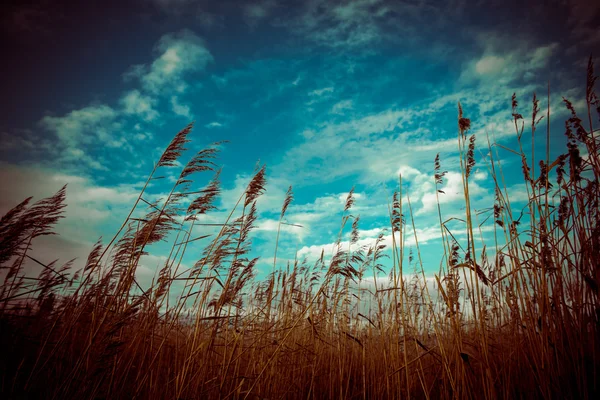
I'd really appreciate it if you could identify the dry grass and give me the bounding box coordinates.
[1,59,600,399]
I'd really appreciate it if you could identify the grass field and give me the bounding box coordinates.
[1,59,599,400]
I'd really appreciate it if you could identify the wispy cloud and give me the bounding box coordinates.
[308,87,334,96]
[280,0,462,50]
[243,0,277,27]
[283,0,391,48]
[331,99,353,114]
[277,106,446,184]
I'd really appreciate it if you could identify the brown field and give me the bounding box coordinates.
[1,60,599,399]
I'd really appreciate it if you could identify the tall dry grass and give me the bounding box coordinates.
[1,59,599,399]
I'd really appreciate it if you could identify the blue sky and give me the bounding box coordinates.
[1,0,598,286]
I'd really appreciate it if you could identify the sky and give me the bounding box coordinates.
[1,0,599,288]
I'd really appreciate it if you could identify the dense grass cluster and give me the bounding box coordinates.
[1,60,600,399]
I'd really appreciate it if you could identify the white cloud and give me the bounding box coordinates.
[39,104,126,170]
[255,218,307,241]
[309,87,334,96]
[461,35,559,85]
[294,191,362,216]
[0,164,139,232]
[205,121,223,128]
[396,165,422,180]
[474,55,506,76]
[219,174,294,215]
[0,164,146,274]
[120,89,159,121]
[277,107,450,184]
[502,183,530,204]
[36,30,214,173]
[125,29,213,95]
[358,227,384,238]
[418,170,487,215]
[170,96,194,119]
[296,224,445,262]
[40,104,118,148]
[331,99,353,114]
